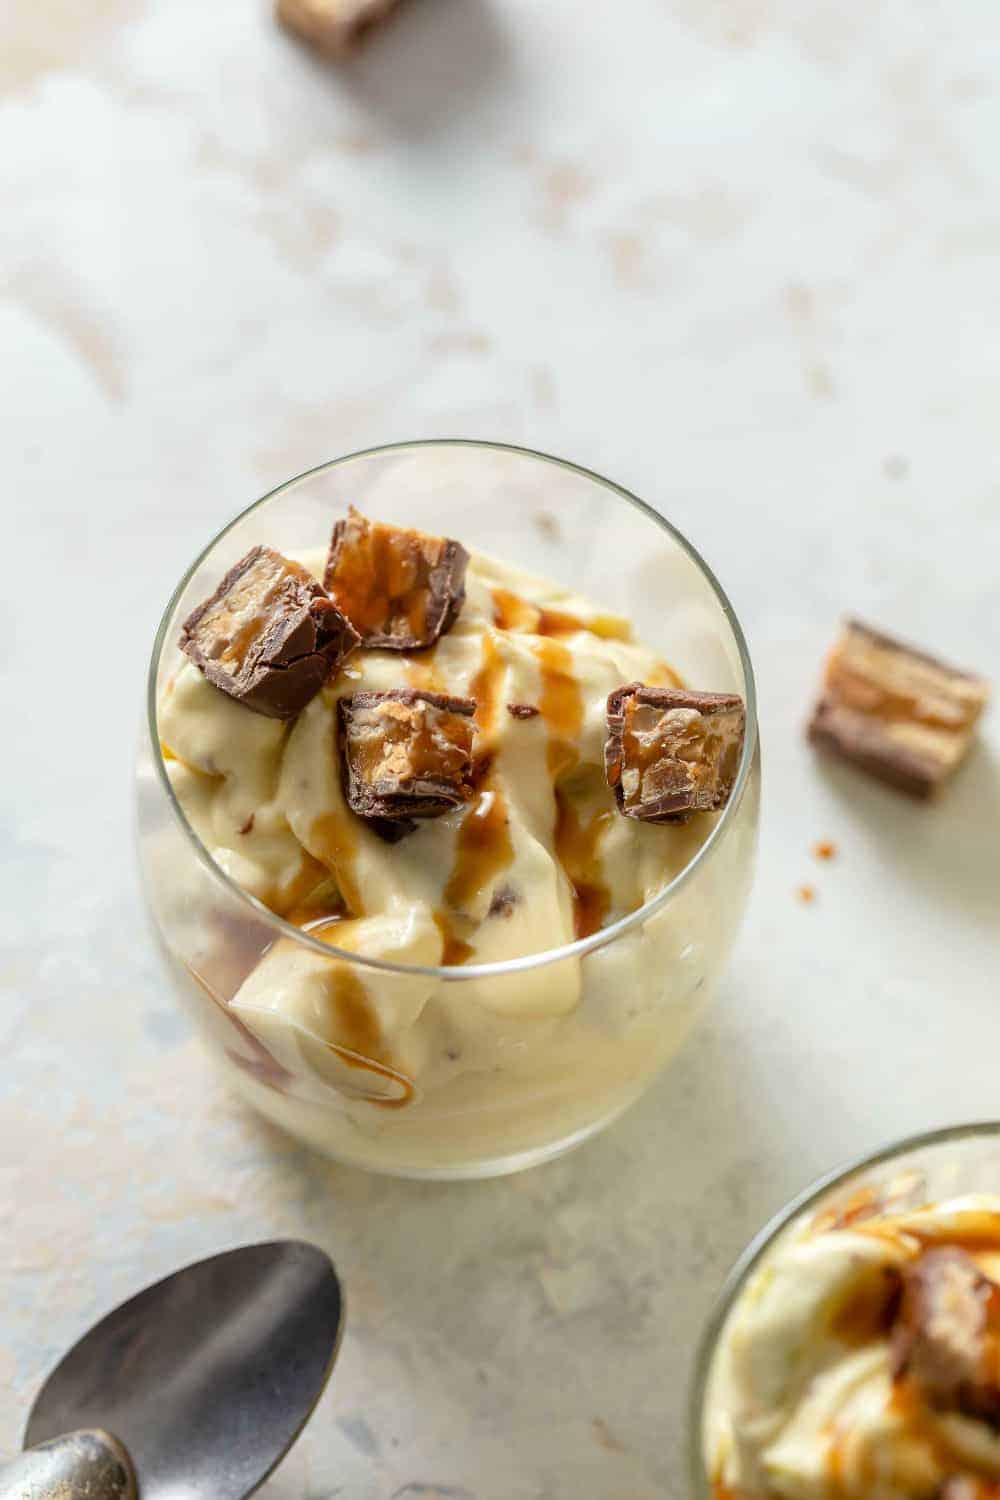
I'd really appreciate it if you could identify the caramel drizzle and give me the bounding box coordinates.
[534,638,584,778]
[434,633,515,964]
[280,853,346,927]
[533,640,616,938]
[433,911,474,966]
[313,944,414,1108]
[491,587,631,641]
[842,1217,1000,1260]
[203,880,412,1107]
[435,782,514,963]
[554,789,613,939]
[444,784,514,911]
[293,769,407,1087]
[310,808,363,917]
[469,631,505,736]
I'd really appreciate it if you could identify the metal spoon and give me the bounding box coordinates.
[0,1240,344,1500]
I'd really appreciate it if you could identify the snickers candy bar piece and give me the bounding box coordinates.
[275,0,401,57]
[808,619,989,798]
[891,1247,1000,1427]
[180,546,360,719]
[325,506,468,650]
[605,683,746,823]
[339,689,476,835]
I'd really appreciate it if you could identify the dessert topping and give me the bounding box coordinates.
[892,1247,1000,1427]
[325,506,468,650]
[339,689,476,839]
[180,546,359,719]
[605,683,745,822]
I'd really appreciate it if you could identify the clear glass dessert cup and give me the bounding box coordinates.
[689,1120,1000,1499]
[136,440,760,1179]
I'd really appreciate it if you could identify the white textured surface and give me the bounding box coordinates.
[2,2,998,1495]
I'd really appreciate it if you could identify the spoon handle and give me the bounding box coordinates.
[0,1428,137,1500]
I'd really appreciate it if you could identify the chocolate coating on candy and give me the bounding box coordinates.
[808,618,989,798]
[339,689,476,840]
[180,546,360,719]
[892,1248,1000,1428]
[605,683,745,823]
[325,506,468,650]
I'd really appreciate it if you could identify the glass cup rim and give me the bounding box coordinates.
[146,437,759,982]
[686,1118,1000,1497]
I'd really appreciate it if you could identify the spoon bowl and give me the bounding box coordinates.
[24,1241,343,1500]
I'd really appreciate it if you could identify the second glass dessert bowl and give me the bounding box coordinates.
[137,440,759,1179]
[691,1122,1000,1500]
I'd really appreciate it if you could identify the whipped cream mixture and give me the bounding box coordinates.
[705,1190,1000,1500]
[156,543,749,1167]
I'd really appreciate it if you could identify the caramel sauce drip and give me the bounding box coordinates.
[491,587,537,632]
[824,1419,846,1493]
[534,638,584,777]
[444,783,514,913]
[325,962,414,1109]
[311,808,363,916]
[433,911,474,966]
[454,639,512,908]
[327,512,433,641]
[279,853,345,926]
[469,631,505,735]
[491,587,630,641]
[535,640,617,939]
[843,1214,1000,1261]
[554,789,613,939]
[436,776,514,967]
[907,1215,1000,1254]
[331,964,380,1056]
[432,632,514,965]
[537,606,592,637]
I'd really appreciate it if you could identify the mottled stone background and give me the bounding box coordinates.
[2,1,998,1495]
